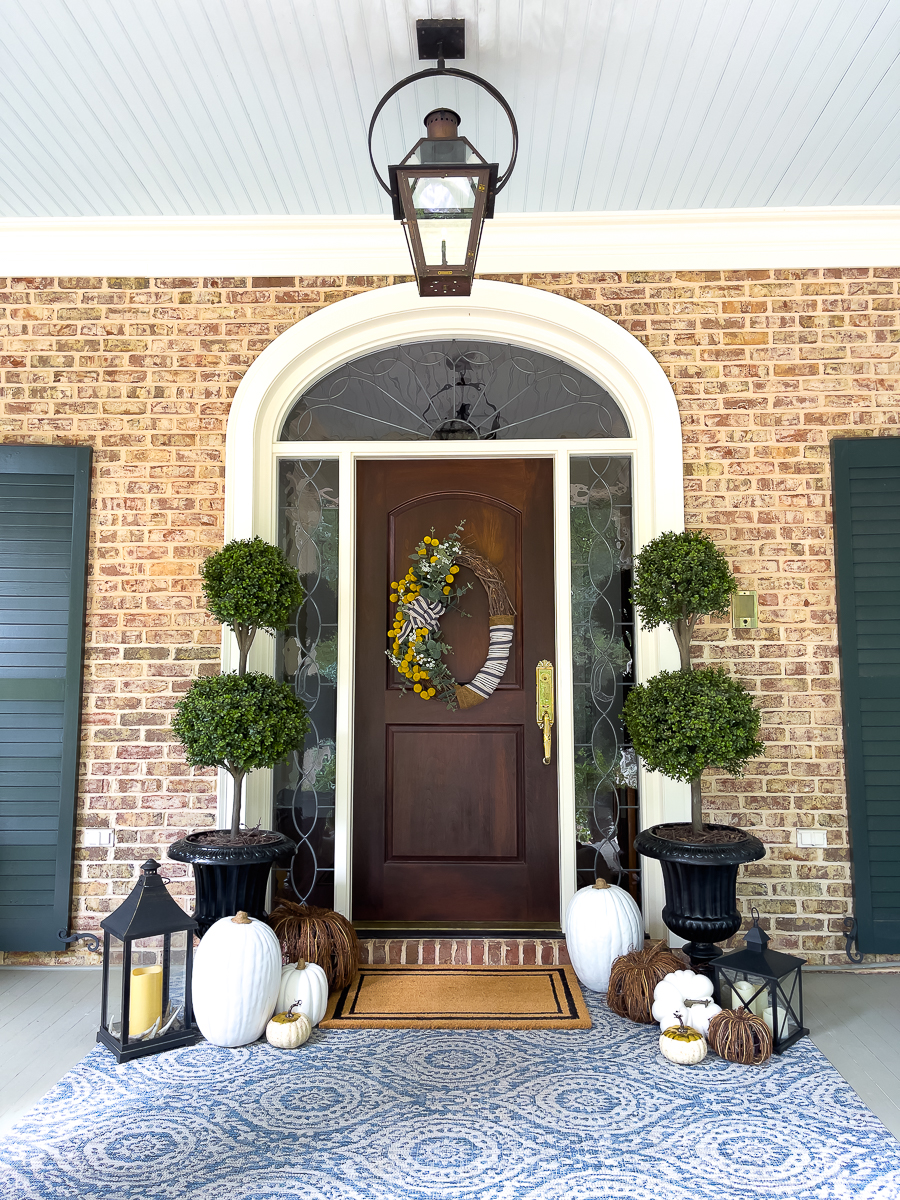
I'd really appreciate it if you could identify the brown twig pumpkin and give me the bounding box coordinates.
[266,902,359,989]
[606,942,683,1023]
[707,1006,773,1065]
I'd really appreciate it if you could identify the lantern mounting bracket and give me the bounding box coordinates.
[842,916,864,964]
[58,928,101,954]
[367,65,518,199]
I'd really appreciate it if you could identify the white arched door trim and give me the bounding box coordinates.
[224,280,689,936]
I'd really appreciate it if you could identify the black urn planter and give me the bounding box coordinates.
[635,824,765,976]
[167,831,296,936]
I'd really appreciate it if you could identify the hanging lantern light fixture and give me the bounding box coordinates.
[368,19,518,297]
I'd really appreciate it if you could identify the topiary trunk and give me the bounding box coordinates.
[228,768,246,837]
[690,775,703,836]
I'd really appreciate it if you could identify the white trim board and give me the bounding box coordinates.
[2,207,900,275]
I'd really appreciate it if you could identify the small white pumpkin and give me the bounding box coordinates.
[266,1004,313,1050]
[565,878,644,992]
[192,911,281,1047]
[651,969,722,1037]
[659,1022,708,1065]
[277,959,329,1026]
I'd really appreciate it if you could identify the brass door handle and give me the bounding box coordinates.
[536,660,554,765]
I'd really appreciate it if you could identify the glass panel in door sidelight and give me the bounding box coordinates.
[570,457,640,905]
[274,460,339,908]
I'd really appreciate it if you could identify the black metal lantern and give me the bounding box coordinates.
[713,907,809,1054]
[97,859,200,1063]
[368,19,517,297]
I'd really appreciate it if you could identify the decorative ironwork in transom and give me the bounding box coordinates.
[279,340,629,442]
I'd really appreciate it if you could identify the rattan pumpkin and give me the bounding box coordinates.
[606,941,683,1023]
[267,901,359,989]
[708,1006,773,1065]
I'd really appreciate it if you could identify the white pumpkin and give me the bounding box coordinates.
[192,911,282,1047]
[659,1023,708,1065]
[266,1005,313,1049]
[651,968,722,1037]
[565,878,644,992]
[277,960,329,1026]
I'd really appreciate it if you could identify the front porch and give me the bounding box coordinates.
[1,961,898,1196]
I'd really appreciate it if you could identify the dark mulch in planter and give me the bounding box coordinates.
[653,823,751,846]
[189,828,283,848]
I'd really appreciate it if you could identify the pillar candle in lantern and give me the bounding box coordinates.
[129,965,163,1036]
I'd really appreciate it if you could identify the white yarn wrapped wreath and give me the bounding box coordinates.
[386,525,516,710]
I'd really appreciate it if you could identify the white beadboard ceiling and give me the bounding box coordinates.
[1,0,900,219]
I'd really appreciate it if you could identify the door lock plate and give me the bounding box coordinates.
[536,660,554,765]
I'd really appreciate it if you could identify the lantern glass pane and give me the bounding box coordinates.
[719,969,770,1019]
[103,933,125,1041]
[412,175,477,216]
[165,930,189,1033]
[403,142,484,166]
[773,972,802,1042]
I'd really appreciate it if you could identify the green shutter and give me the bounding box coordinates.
[832,437,900,953]
[0,444,91,951]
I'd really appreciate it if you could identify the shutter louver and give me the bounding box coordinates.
[0,445,91,950]
[833,439,900,953]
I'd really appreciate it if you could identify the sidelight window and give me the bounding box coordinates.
[273,459,339,909]
[570,456,640,903]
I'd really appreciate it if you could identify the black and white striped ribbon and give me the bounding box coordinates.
[464,624,514,699]
[398,595,446,642]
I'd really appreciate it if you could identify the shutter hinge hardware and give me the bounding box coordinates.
[842,916,864,964]
[58,930,101,954]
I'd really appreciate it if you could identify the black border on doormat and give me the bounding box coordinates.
[321,964,591,1030]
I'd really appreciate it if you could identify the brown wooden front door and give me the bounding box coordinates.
[353,459,558,923]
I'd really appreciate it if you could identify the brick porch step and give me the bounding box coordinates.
[358,937,571,967]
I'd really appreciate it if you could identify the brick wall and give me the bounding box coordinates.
[1,268,897,966]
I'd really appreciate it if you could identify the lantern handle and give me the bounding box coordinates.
[367,64,518,198]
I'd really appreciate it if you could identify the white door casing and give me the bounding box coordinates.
[223,280,688,936]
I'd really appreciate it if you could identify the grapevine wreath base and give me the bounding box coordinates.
[387,523,516,710]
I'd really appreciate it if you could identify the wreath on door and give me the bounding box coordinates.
[386,522,516,709]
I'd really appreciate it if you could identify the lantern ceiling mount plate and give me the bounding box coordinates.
[416,18,465,61]
[368,21,518,298]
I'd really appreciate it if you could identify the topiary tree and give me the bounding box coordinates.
[622,530,763,836]
[630,530,735,672]
[173,672,311,837]
[202,536,305,675]
[173,537,309,838]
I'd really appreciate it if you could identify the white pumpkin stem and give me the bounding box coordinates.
[232,911,252,924]
[592,878,610,890]
[295,959,306,970]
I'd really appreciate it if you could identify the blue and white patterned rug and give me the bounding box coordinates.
[2,991,899,1200]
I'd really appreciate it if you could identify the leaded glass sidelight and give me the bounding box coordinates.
[570,457,640,903]
[274,460,339,908]
[279,341,629,442]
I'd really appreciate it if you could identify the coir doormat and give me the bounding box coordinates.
[320,964,591,1029]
